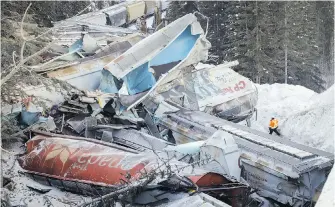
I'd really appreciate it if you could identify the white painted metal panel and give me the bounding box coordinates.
[104,13,199,79]
[127,1,146,22]
[192,63,256,109]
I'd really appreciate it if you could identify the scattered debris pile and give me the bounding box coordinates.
[1,6,333,207]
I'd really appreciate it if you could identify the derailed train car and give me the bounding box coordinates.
[150,109,334,206]
[54,0,169,27]
[98,12,258,123]
[148,61,258,123]
[17,11,333,207]
[18,131,250,206]
[53,11,258,124]
[192,62,258,123]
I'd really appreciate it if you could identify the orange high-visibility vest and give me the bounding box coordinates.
[269,119,278,129]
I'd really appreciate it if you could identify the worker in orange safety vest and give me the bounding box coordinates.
[269,117,281,136]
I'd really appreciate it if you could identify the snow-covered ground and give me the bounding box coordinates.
[244,83,334,206]
[1,142,93,206]
[244,83,334,153]
[315,166,335,207]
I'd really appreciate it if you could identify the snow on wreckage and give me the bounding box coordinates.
[9,13,259,207]
[5,10,332,207]
[101,13,210,98]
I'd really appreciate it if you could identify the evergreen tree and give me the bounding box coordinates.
[283,1,325,91]
[166,1,198,22]
[197,1,226,64]
[316,1,334,89]
[166,1,334,92]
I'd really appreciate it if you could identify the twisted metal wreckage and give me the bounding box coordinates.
[6,11,333,207]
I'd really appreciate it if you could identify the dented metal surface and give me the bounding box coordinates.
[52,24,134,47]
[43,34,145,91]
[54,0,168,31]
[163,130,242,182]
[156,109,333,206]
[112,129,173,152]
[103,13,210,107]
[19,134,154,186]
[192,62,256,109]
[191,63,258,122]
[49,12,257,125]
[19,132,227,188]
[54,3,128,27]
[145,62,258,122]
[18,129,251,207]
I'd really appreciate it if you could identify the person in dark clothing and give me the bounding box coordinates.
[269,117,281,136]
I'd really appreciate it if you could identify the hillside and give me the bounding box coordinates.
[246,83,334,153]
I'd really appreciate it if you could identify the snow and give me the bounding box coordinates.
[315,167,335,207]
[146,15,155,29]
[245,83,334,153]
[1,141,92,206]
[195,62,214,70]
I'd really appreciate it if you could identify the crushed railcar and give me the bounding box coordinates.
[5,5,333,206]
[18,131,250,206]
[149,109,334,206]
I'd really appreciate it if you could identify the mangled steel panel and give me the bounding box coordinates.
[146,61,258,122]
[164,141,204,155]
[191,62,257,114]
[200,130,241,181]
[103,13,210,108]
[54,3,127,27]
[156,109,334,206]
[82,34,100,53]
[46,55,117,91]
[44,34,145,91]
[163,130,241,182]
[105,6,127,26]
[74,3,127,26]
[95,33,145,57]
[54,24,134,37]
[112,129,173,152]
[38,33,144,73]
[53,25,134,47]
[19,132,232,190]
[78,14,106,26]
[20,135,148,187]
[104,14,207,79]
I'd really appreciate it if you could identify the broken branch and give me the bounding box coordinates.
[0,44,52,86]
[1,147,15,155]
[0,2,94,86]
[20,3,32,41]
